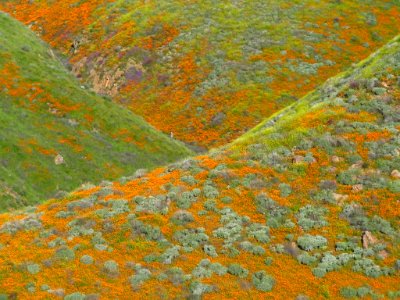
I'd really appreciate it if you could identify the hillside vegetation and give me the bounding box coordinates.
[0,13,192,211]
[1,0,399,148]
[0,34,399,299]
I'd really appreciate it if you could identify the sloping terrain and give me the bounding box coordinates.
[0,13,192,211]
[1,1,399,148]
[0,35,399,299]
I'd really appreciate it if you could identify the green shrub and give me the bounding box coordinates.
[27,263,41,275]
[221,196,232,204]
[189,280,214,297]
[213,208,244,245]
[337,169,360,185]
[64,293,86,300]
[80,255,94,265]
[279,183,292,197]
[312,267,326,278]
[203,244,218,257]
[129,268,151,289]
[340,287,357,298]
[55,211,76,219]
[170,210,194,225]
[54,246,75,261]
[255,194,289,228]
[67,196,96,211]
[165,267,189,285]
[204,199,218,212]
[388,180,400,193]
[264,257,273,266]
[48,237,66,248]
[174,228,209,252]
[341,204,395,235]
[388,290,400,299]
[240,241,265,256]
[192,259,213,278]
[180,175,197,186]
[310,189,335,204]
[227,263,248,278]
[210,263,227,276]
[296,205,328,231]
[135,195,168,214]
[252,271,275,292]
[26,282,35,293]
[352,258,383,278]
[176,190,198,209]
[103,260,119,274]
[0,214,42,234]
[203,185,219,199]
[160,245,181,264]
[297,253,318,265]
[129,219,163,241]
[297,234,328,251]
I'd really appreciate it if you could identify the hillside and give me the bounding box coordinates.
[0,35,399,299]
[1,1,399,148]
[0,13,192,211]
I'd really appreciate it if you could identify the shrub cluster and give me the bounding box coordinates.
[297,234,328,251]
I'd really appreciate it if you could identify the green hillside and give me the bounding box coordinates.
[0,12,192,211]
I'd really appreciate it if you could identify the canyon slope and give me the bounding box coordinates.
[0,34,399,299]
[1,0,399,148]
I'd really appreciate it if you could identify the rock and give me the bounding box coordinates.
[292,155,304,164]
[134,169,147,178]
[378,250,389,259]
[48,289,65,297]
[320,180,337,190]
[67,119,79,126]
[327,166,337,173]
[394,260,400,271]
[333,193,348,205]
[350,161,363,169]
[210,112,226,127]
[331,156,342,163]
[362,231,389,259]
[284,242,300,258]
[391,169,400,179]
[54,154,64,165]
[362,231,378,249]
[49,107,59,115]
[352,184,363,192]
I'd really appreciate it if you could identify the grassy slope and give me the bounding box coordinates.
[0,36,398,298]
[0,13,192,210]
[1,0,399,148]
[228,34,400,153]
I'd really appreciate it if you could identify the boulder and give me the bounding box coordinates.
[391,169,400,179]
[362,231,378,249]
[362,231,388,259]
[292,155,304,164]
[333,193,348,205]
[331,156,342,163]
[54,154,64,165]
[352,184,363,193]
